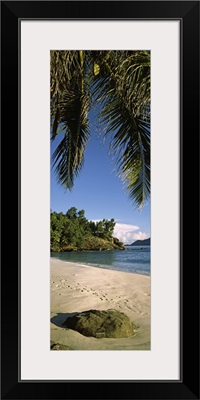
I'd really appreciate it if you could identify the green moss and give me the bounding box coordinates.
[63,309,137,338]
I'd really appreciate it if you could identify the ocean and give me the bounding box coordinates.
[51,245,150,276]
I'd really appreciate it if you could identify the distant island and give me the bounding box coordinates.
[51,207,125,252]
[126,238,150,246]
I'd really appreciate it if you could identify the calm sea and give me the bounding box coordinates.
[51,245,150,276]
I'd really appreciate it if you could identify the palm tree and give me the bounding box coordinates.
[50,50,150,209]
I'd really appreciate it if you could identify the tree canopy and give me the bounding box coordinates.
[50,207,123,252]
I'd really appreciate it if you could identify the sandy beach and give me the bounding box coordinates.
[50,258,150,350]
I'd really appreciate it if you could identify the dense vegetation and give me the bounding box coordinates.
[50,207,124,252]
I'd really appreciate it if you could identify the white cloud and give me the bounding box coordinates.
[113,223,149,245]
[114,223,139,234]
[131,231,150,241]
[113,223,138,244]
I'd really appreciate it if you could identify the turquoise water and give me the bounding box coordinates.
[51,246,150,276]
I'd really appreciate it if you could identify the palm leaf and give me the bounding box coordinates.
[51,88,90,189]
[50,50,151,208]
[51,50,91,189]
[90,51,150,208]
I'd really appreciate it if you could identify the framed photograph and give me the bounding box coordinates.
[1,1,199,399]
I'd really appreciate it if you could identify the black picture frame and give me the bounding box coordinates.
[1,1,199,399]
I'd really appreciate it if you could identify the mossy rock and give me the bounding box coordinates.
[63,309,136,338]
[50,341,72,350]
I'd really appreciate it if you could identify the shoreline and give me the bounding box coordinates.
[51,258,150,350]
[50,256,150,277]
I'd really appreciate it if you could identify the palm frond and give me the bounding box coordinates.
[51,88,90,189]
[50,50,151,208]
[50,51,81,98]
[101,96,150,207]
[51,51,91,189]
[90,50,151,208]
[119,119,150,208]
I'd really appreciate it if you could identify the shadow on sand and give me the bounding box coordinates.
[50,312,78,328]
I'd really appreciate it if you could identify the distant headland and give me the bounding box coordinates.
[126,238,150,246]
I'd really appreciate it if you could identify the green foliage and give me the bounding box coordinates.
[50,208,118,252]
[51,50,150,208]
[89,218,115,240]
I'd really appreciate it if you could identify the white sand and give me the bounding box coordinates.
[51,258,150,350]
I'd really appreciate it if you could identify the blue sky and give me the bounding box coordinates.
[51,114,150,244]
